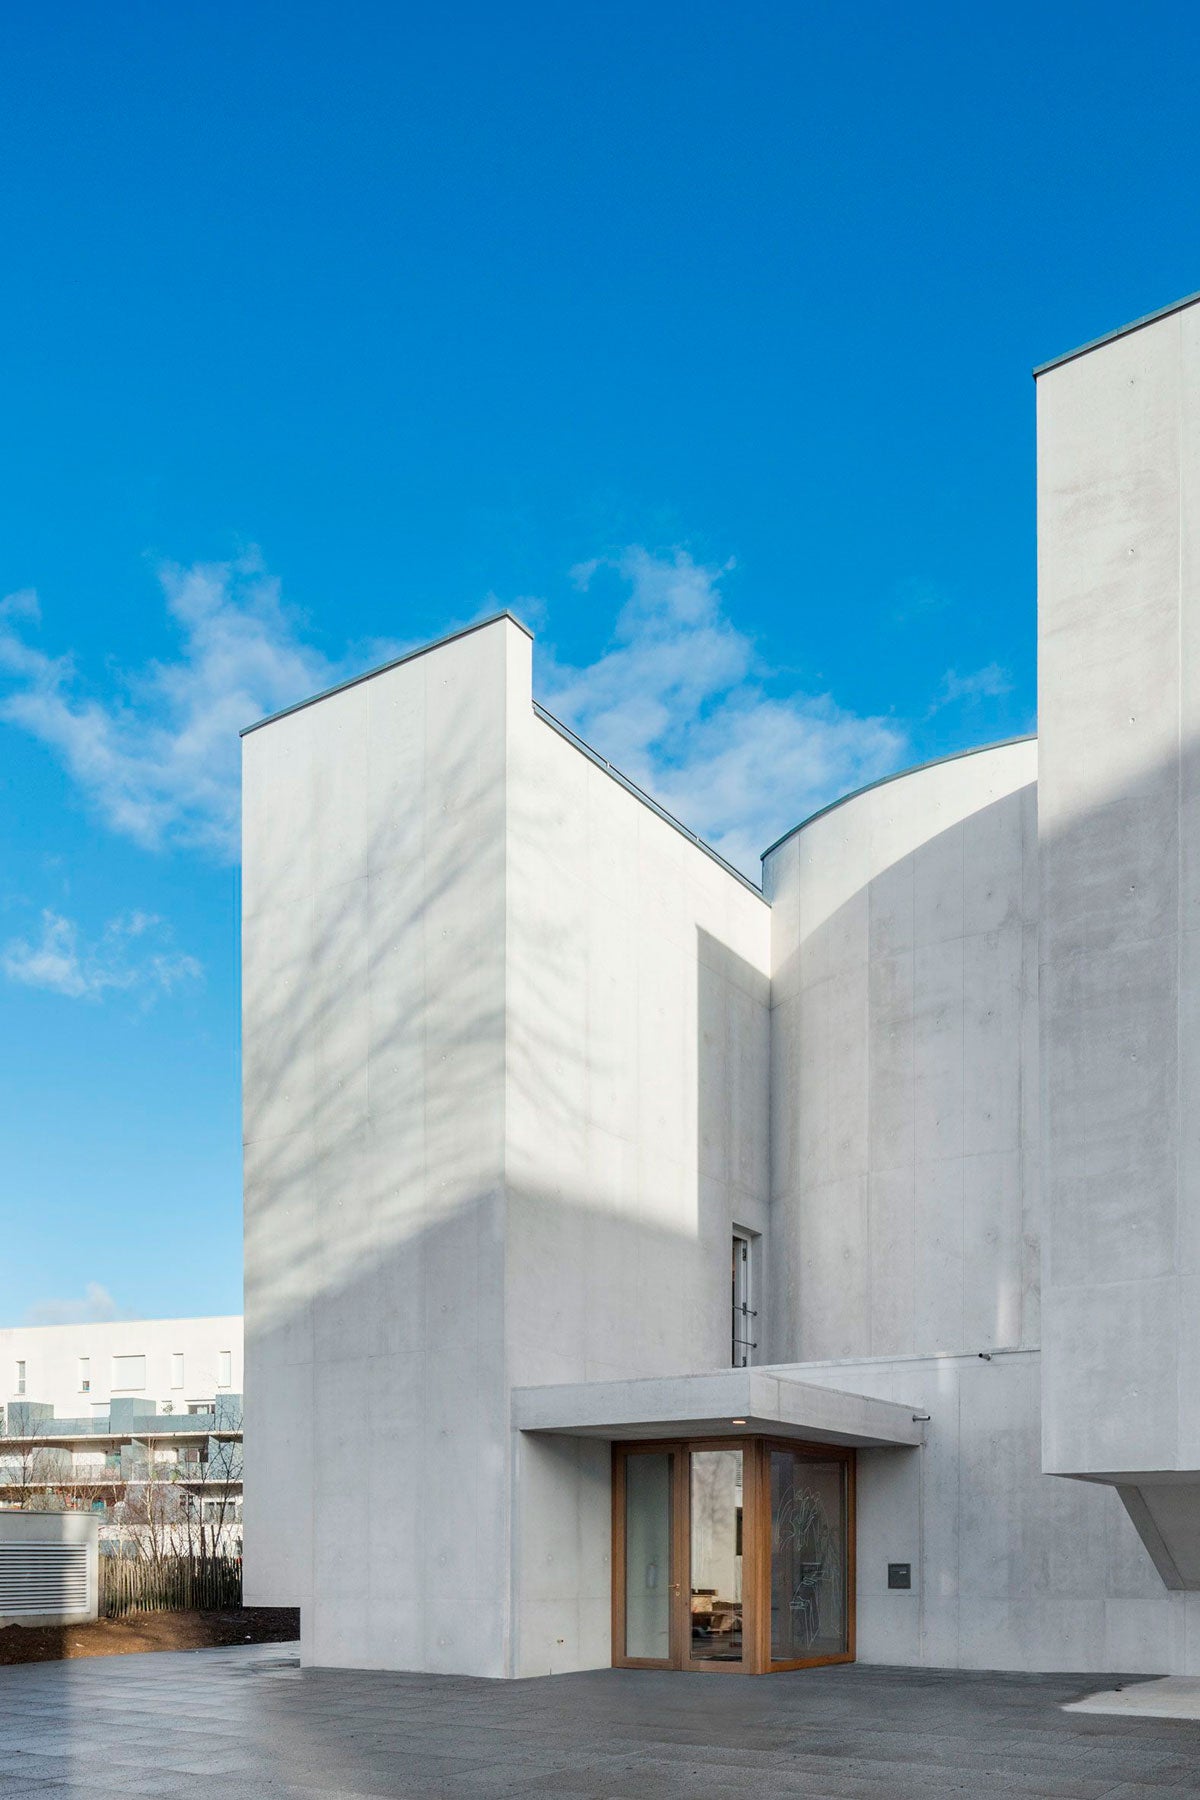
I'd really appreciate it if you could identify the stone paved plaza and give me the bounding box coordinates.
[2,1643,1200,1798]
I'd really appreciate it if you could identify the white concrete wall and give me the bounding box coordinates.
[1037,301,1200,1489]
[762,740,1039,1363]
[503,686,772,1675]
[242,616,519,1673]
[790,1354,1200,1674]
[249,580,1200,1675]
[759,722,1200,1669]
[0,1318,242,1419]
[505,703,771,1388]
[242,612,772,1676]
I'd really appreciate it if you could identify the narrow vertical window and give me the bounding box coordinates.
[79,1357,90,1393]
[171,1353,184,1388]
[218,1350,232,1388]
[731,1230,757,1368]
[15,1359,26,1395]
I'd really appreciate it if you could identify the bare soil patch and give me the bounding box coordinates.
[0,1606,299,1665]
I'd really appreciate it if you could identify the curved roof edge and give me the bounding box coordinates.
[760,732,1037,864]
[239,610,533,738]
[1034,288,1200,378]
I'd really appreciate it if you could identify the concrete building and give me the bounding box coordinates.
[242,290,1200,1679]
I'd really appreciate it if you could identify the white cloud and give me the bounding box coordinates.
[931,661,1013,712]
[541,547,907,876]
[0,588,40,623]
[23,1282,129,1327]
[0,546,909,883]
[0,558,390,861]
[2,909,203,1002]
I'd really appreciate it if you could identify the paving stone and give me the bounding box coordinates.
[2,1648,1200,1798]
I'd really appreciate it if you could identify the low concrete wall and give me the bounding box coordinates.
[0,1511,99,1626]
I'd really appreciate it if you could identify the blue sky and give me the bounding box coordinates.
[2,1,1198,1326]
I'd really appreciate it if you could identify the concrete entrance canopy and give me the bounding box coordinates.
[513,1367,926,1450]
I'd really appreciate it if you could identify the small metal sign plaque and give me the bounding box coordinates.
[887,1562,912,1590]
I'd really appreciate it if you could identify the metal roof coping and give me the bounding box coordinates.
[239,609,532,737]
[1034,288,1200,378]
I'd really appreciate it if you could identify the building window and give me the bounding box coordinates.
[731,1230,758,1368]
[15,1360,25,1396]
[111,1354,146,1390]
[187,1402,213,1415]
[79,1357,90,1393]
[171,1353,184,1388]
[218,1351,232,1389]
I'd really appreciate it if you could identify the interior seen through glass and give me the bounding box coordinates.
[769,1450,846,1662]
[624,1452,671,1660]
[690,1448,743,1661]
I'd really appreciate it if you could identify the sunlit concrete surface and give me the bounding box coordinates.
[1037,298,1200,1579]
[2,1644,1200,1799]
[1065,1675,1200,1721]
[241,290,1200,1685]
[241,613,773,1677]
[762,736,1040,1368]
[241,605,1200,1678]
[757,741,1196,1672]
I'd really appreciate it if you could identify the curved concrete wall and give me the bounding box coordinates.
[762,738,1039,1363]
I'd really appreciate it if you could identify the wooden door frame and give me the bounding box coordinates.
[612,1435,855,1675]
[611,1442,682,1670]
[677,1437,758,1675]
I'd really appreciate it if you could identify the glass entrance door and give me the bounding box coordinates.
[686,1447,745,1666]
[613,1437,854,1674]
[767,1446,850,1667]
[620,1449,675,1665]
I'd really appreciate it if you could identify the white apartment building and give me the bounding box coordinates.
[1,1318,244,1533]
[242,291,1200,1680]
[2,1317,242,1420]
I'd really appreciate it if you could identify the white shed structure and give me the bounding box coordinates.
[0,1511,98,1627]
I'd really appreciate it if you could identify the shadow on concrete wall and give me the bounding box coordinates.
[243,712,773,1676]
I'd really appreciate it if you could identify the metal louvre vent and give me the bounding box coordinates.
[0,1543,91,1616]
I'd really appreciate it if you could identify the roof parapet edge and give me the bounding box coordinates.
[1033,288,1200,378]
[532,702,767,902]
[760,732,1038,864]
[238,610,533,737]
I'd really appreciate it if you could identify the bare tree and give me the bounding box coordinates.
[196,1399,243,1560]
[0,1403,61,1509]
[107,1406,243,1566]
[115,1441,194,1564]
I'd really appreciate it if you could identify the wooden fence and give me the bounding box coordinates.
[100,1554,243,1618]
